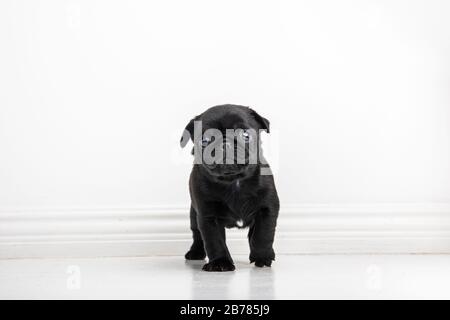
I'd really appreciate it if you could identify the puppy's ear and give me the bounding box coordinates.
[249,108,270,133]
[180,115,200,148]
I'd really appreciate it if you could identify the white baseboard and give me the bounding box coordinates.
[1,203,450,259]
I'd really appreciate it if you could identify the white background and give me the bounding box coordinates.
[1,0,449,210]
[2,2,450,300]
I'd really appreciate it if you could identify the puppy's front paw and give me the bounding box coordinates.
[252,257,273,267]
[202,257,235,272]
[250,249,275,268]
[185,248,206,260]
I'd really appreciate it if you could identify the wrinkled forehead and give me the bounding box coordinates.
[201,111,256,131]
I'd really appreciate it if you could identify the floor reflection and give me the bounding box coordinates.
[186,260,233,299]
[249,267,275,299]
[186,259,275,299]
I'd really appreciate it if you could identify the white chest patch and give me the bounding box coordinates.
[236,219,244,227]
[234,180,240,190]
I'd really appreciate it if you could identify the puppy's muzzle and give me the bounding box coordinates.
[203,140,249,177]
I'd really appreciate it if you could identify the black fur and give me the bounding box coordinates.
[181,104,280,272]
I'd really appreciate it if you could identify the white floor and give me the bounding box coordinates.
[1,254,450,299]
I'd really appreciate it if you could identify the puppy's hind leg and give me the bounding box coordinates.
[185,206,206,260]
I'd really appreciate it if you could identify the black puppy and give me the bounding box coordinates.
[180,104,279,272]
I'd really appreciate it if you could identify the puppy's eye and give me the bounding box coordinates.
[200,137,210,147]
[242,130,251,142]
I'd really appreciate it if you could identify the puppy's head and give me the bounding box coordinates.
[180,104,270,180]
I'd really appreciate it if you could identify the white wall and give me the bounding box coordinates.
[1,0,449,211]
